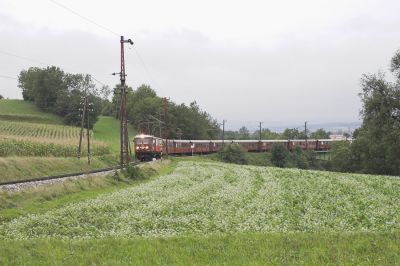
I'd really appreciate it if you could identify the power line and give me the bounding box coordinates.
[0,74,17,80]
[47,0,163,92]
[48,0,120,37]
[0,51,46,66]
[0,49,107,87]
[129,46,161,89]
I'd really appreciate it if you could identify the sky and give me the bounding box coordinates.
[1,0,400,130]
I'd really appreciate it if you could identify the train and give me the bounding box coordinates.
[133,134,340,161]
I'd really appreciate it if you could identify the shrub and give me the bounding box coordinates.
[287,146,309,169]
[271,143,288,167]
[218,143,247,164]
[121,165,157,180]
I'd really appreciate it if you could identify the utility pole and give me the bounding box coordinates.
[113,36,133,167]
[222,120,226,147]
[77,92,93,164]
[77,95,87,160]
[305,121,308,149]
[86,102,91,164]
[164,98,169,155]
[258,121,263,152]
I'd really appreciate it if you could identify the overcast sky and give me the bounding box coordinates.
[1,0,400,130]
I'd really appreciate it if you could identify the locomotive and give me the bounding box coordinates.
[133,134,338,161]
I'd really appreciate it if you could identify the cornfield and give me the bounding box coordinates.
[0,121,81,139]
[0,121,110,157]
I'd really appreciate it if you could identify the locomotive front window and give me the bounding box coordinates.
[137,138,152,144]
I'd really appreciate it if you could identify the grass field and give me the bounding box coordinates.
[0,159,398,264]
[2,160,398,239]
[93,115,136,153]
[0,99,62,124]
[0,159,174,222]
[0,155,118,183]
[0,233,398,265]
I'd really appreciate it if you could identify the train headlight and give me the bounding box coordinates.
[136,146,139,150]
[144,145,149,150]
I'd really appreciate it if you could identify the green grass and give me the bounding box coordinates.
[0,99,62,124]
[0,233,398,265]
[0,155,118,183]
[0,160,174,223]
[93,115,136,153]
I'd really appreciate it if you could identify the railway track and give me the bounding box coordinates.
[0,161,142,190]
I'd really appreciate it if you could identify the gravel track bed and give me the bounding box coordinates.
[0,170,117,192]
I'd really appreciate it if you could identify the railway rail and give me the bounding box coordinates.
[0,161,142,188]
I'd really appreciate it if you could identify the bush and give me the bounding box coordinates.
[218,143,247,164]
[330,141,354,172]
[271,143,288,167]
[121,165,157,180]
[122,166,146,180]
[287,146,309,169]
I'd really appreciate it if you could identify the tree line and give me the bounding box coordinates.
[18,67,220,139]
[102,84,221,140]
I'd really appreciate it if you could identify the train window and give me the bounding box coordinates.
[136,137,152,144]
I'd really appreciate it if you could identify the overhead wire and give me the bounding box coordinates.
[0,74,17,80]
[0,51,47,66]
[48,0,120,37]
[0,49,107,87]
[48,0,161,90]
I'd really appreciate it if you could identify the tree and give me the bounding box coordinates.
[238,126,250,139]
[287,146,309,169]
[256,128,281,140]
[18,66,66,110]
[349,50,400,175]
[330,141,353,172]
[281,128,306,139]
[0,94,3,100]
[18,67,102,129]
[271,143,288,167]
[310,128,330,139]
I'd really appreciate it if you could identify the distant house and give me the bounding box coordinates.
[329,134,348,141]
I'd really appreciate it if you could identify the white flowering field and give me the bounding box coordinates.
[1,161,399,239]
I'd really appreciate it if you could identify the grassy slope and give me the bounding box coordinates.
[0,99,61,124]
[93,115,136,153]
[0,155,118,183]
[0,100,133,182]
[0,159,175,223]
